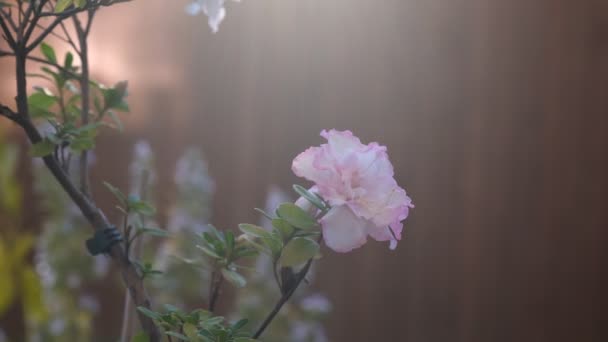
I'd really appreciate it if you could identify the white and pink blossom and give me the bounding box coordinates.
[292,129,413,252]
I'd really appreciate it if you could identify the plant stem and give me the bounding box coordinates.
[208,271,224,313]
[253,258,315,339]
[73,11,93,197]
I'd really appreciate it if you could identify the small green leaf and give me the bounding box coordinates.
[271,218,294,240]
[221,268,246,288]
[128,198,156,216]
[254,207,274,220]
[28,92,56,109]
[64,52,74,69]
[279,237,320,267]
[231,318,249,331]
[276,203,317,230]
[30,139,55,157]
[28,92,57,119]
[70,136,95,153]
[74,0,87,8]
[137,307,161,320]
[183,322,198,340]
[163,304,181,313]
[106,111,124,131]
[165,332,188,341]
[138,227,170,238]
[293,184,327,210]
[103,181,127,206]
[225,230,235,252]
[196,244,221,259]
[40,42,57,63]
[262,235,283,257]
[131,332,150,342]
[103,81,129,111]
[238,224,271,239]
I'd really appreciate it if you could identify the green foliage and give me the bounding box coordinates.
[55,0,86,13]
[27,42,129,157]
[137,306,255,342]
[276,203,317,230]
[233,187,331,342]
[279,238,320,267]
[292,185,328,212]
[40,42,58,64]
[196,225,258,288]
[134,261,164,279]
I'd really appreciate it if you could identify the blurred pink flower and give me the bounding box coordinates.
[292,130,413,252]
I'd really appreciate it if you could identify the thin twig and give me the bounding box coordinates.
[253,258,315,339]
[0,8,18,33]
[73,11,93,196]
[0,13,17,48]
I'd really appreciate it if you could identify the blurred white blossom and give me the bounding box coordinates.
[186,0,241,33]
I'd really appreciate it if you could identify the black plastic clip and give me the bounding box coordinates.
[85,226,123,256]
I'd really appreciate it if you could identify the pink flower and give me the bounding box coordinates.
[292,130,413,252]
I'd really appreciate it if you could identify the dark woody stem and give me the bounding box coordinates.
[253,257,315,339]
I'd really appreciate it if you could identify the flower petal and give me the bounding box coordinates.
[320,205,370,253]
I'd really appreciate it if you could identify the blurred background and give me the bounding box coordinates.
[1,0,608,341]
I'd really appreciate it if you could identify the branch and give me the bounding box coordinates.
[208,270,224,313]
[0,8,18,33]
[0,50,79,79]
[0,11,17,48]
[73,11,93,196]
[0,104,21,124]
[253,257,315,339]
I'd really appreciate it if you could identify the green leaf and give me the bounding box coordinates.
[103,181,127,206]
[70,136,95,153]
[238,223,271,239]
[138,227,170,238]
[279,237,320,267]
[254,207,274,220]
[28,92,57,119]
[74,0,86,8]
[271,218,294,240]
[103,81,129,111]
[131,332,150,342]
[225,230,235,252]
[165,332,188,341]
[64,52,74,69]
[183,322,198,340]
[231,318,249,331]
[127,197,156,216]
[30,139,55,157]
[106,111,124,131]
[54,0,73,13]
[221,268,246,288]
[28,92,56,110]
[137,306,161,320]
[293,184,327,210]
[40,42,57,63]
[276,203,317,230]
[196,244,221,259]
